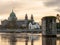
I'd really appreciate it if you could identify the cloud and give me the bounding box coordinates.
[0,1,25,15]
[0,0,44,15]
[55,8,60,12]
[44,0,60,7]
[44,0,60,12]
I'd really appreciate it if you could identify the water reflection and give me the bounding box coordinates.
[1,33,60,45]
[9,33,17,45]
[42,35,56,45]
[0,33,41,45]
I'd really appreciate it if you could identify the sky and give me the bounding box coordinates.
[0,0,60,24]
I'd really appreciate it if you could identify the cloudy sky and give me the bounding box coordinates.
[0,0,60,24]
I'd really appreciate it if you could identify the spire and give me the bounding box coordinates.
[31,14,34,21]
[25,13,28,20]
[12,9,13,12]
[11,9,14,13]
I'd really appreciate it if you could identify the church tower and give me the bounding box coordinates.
[25,14,28,20]
[25,14,28,28]
[31,14,34,22]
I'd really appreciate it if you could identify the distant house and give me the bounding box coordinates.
[29,22,40,29]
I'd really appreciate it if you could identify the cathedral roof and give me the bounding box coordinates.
[10,10,16,18]
[8,10,17,21]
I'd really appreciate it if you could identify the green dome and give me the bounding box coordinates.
[10,11,16,17]
[8,10,17,21]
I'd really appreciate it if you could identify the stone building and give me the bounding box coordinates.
[1,10,40,29]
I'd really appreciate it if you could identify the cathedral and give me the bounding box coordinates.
[0,10,40,29]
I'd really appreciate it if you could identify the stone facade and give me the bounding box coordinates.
[1,10,40,29]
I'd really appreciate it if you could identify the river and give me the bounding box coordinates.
[0,33,60,45]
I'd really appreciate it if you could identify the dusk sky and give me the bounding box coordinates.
[0,0,60,23]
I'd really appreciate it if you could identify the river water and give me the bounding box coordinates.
[0,33,60,45]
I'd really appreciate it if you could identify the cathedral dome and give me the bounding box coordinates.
[8,10,17,21]
[10,10,16,17]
